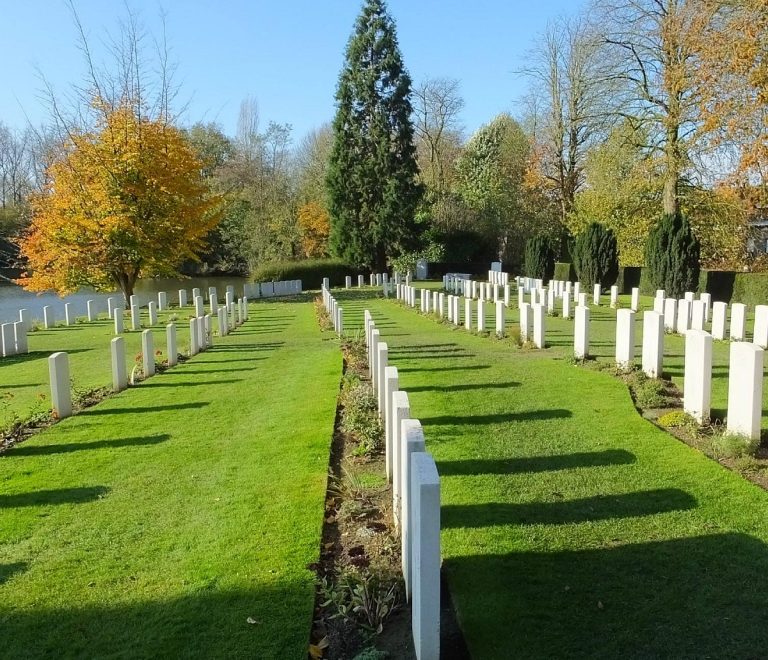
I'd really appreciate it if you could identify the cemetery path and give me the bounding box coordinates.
[0,300,341,659]
[344,292,768,659]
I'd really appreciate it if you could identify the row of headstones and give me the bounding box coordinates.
[242,279,302,298]
[321,286,344,336]
[396,282,763,443]
[46,297,250,420]
[364,310,440,660]
[488,270,510,286]
[571,306,763,440]
[399,286,530,346]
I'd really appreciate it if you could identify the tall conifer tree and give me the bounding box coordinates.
[327,0,423,270]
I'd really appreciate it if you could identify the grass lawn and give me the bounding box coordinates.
[1,306,212,427]
[0,300,340,658]
[340,288,768,658]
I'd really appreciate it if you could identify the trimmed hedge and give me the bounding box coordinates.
[250,258,358,290]
[524,236,555,281]
[553,262,576,282]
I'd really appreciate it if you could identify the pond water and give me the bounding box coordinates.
[0,276,249,325]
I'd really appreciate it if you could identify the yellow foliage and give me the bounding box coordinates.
[16,104,223,298]
[297,201,330,258]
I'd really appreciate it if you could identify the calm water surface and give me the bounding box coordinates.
[0,276,248,324]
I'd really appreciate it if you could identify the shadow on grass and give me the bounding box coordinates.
[0,562,28,585]
[1,349,91,365]
[399,365,491,374]
[422,409,572,426]
[407,381,521,393]
[79,402,209,416]
[446,533,768,658]
[0,486,110,508]
[443,488,695,528]
[389,351,477,361]
[7,434,171,457]
[0,582,319,658]
[142,379,243,388]
[437,449,635,476]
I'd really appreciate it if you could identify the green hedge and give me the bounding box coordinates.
[250,258,358,290]
[553,262,576,282]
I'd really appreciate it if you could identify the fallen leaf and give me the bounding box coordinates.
[597,601,604,609]
[246,617,261,625]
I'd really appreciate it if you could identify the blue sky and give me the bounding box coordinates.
[1,0,586,142]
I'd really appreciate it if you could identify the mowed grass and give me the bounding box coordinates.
[0,300,341,658]
[1,305,208,427]
[340,289,768,658]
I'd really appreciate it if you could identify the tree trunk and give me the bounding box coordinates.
[113,270,138,308]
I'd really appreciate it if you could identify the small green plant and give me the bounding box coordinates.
[314,296,333,331]
[711,432,760,459]
[341,331,367,372]
[658,410,695,429]
[71,382,110,409]
[319,569,400,634]
[340,382,383,455]
[629,372,669,409]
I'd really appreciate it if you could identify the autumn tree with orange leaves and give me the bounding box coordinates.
[297,201,330,258]
[16,104,222,303]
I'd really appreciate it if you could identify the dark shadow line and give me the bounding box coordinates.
[437,449,636,476]
[407,381,521,393]
[422,409,572,425]
[79,402,209,416]
[0,486,110,508]
[6,434,171,457]
[442,488,696,528]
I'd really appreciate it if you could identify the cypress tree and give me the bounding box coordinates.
[645,212,700,298]
[572,223,619,288]
[524,236,555,281]
[326,0,423,270]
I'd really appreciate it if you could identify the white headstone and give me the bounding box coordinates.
[376,342,388,413]
[131,304,141,331]
[477,299,485,332]
[616,309,636,369]
[392,391,410,521]
[166,323,177,367]
[384,366,399,481]
[87,299,96,322]
[411,452,441,660]
[1,323,16,357]
[189,318,199,355]
[148,301,158,326]
[676,299,691,334]
[48,352,72,418]
[631,287,640,312]
[114,310,124,335]
[142,330,155,377]
[726,342,764,440]
[730,303,746,341]
[711,301,728,340]
[683,329,712,424]
[593,284,601,305]
[13,322,27,355]
[495,300,505,337]
[690,300,706,331]
[642,311,664,378]
[520,302,532,343]
[111,336,127,392]
[401,419,426,601]
[663,298,677,332]
[753,305,768,348]
[610,285,619,308]
[533,303,546,348]
[178,289,188,308]
[575,305,590,359]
